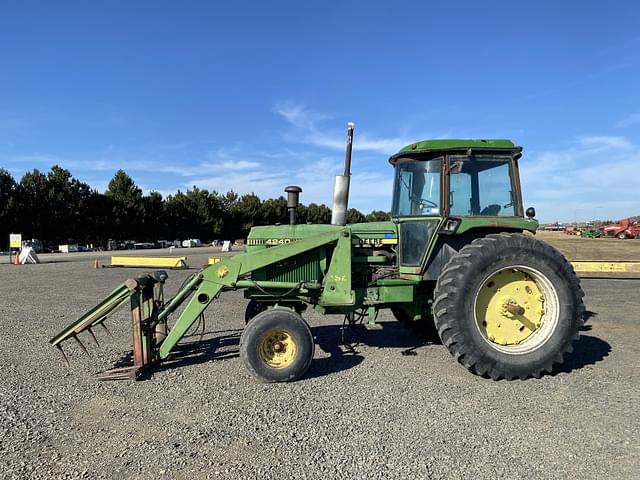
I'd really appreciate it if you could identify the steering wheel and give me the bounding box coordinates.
[417,198,438,209]
[419,198,438,208]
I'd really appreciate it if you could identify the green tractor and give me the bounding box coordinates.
[51,124,584,381]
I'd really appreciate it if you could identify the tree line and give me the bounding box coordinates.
[0,166,389,249]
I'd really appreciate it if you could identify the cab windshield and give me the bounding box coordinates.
[391,158,441,216]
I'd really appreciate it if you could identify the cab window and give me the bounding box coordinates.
[448,155,516,216]
[391,158,441,216]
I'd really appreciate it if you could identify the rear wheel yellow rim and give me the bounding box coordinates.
[259,330,297,368]
[474,266,559,354]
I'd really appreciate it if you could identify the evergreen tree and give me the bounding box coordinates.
[19,169,49,240]
[0,169,19,249]
[305,203,332,224]
[346,208,366,224]
[260,196,288,225]
[0,163,390,248]
[365,210,389,222]
[105,170,144,239]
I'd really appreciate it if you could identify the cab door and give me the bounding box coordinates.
[391,157,445,275]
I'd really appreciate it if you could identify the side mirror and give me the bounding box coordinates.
[526,207,536,218]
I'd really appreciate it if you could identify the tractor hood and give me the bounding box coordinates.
[347,221,398,246]
[247,223,342,246]
[246,221,398,247]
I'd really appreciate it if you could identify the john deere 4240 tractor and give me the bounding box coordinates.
[51,124,584,382]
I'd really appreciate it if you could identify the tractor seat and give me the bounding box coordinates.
[480,204,501,216]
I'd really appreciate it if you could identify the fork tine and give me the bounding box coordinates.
[72,335,89,355]
[87,328,100,347]
[99,322,114,338]
[56,344,70,366]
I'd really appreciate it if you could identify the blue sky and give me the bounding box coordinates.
[1,1,639,223]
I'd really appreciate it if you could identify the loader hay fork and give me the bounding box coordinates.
[97,272,169,380]
[49,271,174,380]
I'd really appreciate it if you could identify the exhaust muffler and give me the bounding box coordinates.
[331,122,355,226]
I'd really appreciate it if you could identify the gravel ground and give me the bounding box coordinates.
[0,248,638,479]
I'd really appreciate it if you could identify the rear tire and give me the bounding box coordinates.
[240,308,314,383]
[617,232,627,240]
[433,233,584,380]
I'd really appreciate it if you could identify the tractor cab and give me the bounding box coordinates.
[390,139,524,219]
[388,140,532,270]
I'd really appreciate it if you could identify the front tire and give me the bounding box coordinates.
[433,233,584,380]
[240,308,314,383]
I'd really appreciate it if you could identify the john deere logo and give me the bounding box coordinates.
[217,266,230,278]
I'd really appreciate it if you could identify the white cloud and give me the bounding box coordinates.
[616,113,640,128]
[275,101,415,155]
[273,102,329,130]
[90,180,110,193]
[216,160,261,170]
[187,154,336,202]
[576,135,633,150]
[185,152,393,213]
[186,170,288,198]
[349,171,394,211]
[303,131,411,155]
[520,135,640,222]
[2,153,61,165]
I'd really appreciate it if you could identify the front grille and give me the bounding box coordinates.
[252,248,323,283]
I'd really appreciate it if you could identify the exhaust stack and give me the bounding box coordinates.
[331,122,355,226]
[284,185,302,225]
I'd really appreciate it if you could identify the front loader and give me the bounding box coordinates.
[51,124,584,381]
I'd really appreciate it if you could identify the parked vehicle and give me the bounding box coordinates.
[541,222,566,231]
[182,238,202,248]
[602,219,640,239]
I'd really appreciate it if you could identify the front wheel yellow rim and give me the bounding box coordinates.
[259,330,297,368]
[474,266,560,354]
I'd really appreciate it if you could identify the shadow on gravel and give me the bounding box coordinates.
[109,328,243,380]
[155,329,242,376]
[103,320,443,380]
[306,325,364,379]
[583,310,598,323]
[306,321,435,379]
[553,334,611,375]
[580,310,596,332]
[103,313,609,380]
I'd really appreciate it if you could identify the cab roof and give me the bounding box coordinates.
[389,139,520,164]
